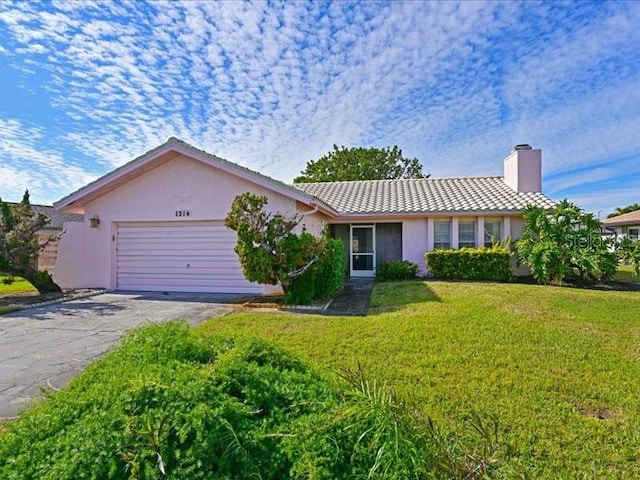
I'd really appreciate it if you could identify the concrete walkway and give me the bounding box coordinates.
[325,278,374,315]
[0,291,246,419]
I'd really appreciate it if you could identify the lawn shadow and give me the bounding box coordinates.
[368,280,442,314]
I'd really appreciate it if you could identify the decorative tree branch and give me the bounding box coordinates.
[0,191,62,293]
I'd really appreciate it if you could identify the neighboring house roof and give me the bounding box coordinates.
[54,137,338,216]
[6,203,83,230]
[295,177,555,215]
[602,209,640,227]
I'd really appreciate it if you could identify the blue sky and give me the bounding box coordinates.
[0,1,638,216]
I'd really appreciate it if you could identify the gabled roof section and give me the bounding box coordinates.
[295,176,555,215]
[54,137,337,216]
[602,209,640,227]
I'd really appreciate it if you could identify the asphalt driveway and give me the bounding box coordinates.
[0,291,247,419]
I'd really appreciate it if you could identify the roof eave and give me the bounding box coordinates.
[602,220,640,228]
[329,209,531,221]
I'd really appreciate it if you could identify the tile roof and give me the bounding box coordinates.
[602,209,640,227]
[294,176,555,215]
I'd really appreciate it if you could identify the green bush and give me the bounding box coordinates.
[31,270,54,289]
[0,322,335,479]
[0,321,496,479]
[312,237,346,298]
[425,246,512,281]
[517,200,619,283]
[377,259,419,281]
[285,237,345,304]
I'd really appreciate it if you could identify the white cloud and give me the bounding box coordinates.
[0,117,98,203]
[0,0,638,213]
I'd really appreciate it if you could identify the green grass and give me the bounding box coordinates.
[0,275,37,295]
[197,280,640,478]
[614,264,640,282]
[0,306,22,315]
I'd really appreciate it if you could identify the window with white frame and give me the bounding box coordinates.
[458,221,476,248]
[484,220,501,247]
[630,227,640,241]
[434,221,451,249]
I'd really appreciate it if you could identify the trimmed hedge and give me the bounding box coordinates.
[425,246,512,282]
[377,260,419,281]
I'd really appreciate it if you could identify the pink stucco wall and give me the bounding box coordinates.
[58,154,325,291]
[402,218,429,274]
[53,222,86,289]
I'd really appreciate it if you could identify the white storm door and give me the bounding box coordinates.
[350,225,376,277]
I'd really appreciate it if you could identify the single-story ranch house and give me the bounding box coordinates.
[602,209,640,241]
[53,138,554,294]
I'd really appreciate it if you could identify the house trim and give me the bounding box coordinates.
[54,138,338,218]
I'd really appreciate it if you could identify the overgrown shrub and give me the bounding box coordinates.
[377,259,419,281]
[285,237,346,304]
[425,246,512,281]
[0,321,500,479]
[225,193,346,303]
[516,200,619,283]
[31,270,54,289]
[313,237,346,298]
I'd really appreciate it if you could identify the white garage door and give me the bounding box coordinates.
[116,221,262,294]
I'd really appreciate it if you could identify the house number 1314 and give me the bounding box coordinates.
[175,210,191,217]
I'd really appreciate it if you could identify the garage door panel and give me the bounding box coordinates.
[117,259,241,269]
[118,243,234,258]
[117,284,260,294]
[117,239,237,248]
[116,222,261,294]
[118,275,249,285]
[118,234,235,242]
[117,267,245,277]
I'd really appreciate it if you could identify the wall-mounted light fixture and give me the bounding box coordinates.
[90,215,101,228]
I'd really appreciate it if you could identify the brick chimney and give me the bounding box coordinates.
[503,144,542,193]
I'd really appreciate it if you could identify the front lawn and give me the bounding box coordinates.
[615,264,640,282]
[0,275,36,295]
[198,281,640,478]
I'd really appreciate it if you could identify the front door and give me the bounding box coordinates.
[350,225,375,277]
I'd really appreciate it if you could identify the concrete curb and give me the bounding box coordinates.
[281,297,334,312]
[241,297,334,312]
[3,289,108,313]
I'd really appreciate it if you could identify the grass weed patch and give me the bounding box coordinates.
[198,280,640,478]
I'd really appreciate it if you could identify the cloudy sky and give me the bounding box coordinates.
[1,1,638,216]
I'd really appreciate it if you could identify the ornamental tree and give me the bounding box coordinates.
[224,193,323,294]
[0,191,62,293]
[516,199,618,284]
[293,145,427,183]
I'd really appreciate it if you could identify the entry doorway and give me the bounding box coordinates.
[350,225,376,277]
